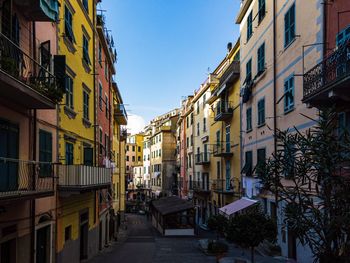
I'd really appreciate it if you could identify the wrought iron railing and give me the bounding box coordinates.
[191,180,210,192]
[195,152,210,164]
[303,41,350,100]
[0,32,63,102]
[211,179,234,192]
[213,143,233,156]
[215,101,234,119]
[0,157,54,199]
[58,165,111,188]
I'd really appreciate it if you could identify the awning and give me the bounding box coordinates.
[219,198,258,217]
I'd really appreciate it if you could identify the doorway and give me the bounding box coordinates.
[288,228,297,260]
[36,225,51,263]
[1,238,16,263]
[79,212,89,260]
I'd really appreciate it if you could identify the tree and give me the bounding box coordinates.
[207,214,227,240]
[259,109,350,262]
[225,205,277,263]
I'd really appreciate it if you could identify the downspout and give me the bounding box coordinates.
[30,21,37,263]
[93,0,97,225]
[323,0,327,56]
[273,0,278,219]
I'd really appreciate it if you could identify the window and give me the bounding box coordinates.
[126,156,129,161]
[247,11,253,41]
[105,134,109,155]
[132,156,135,162]
[186,116,189,128]
[159,134,161,142]
[99,84,103,110]
[216,130,220,146]
[244,151,253,177]
[64,6,74,43]
[190,113,193,125]
[284,144,296,179]
[138,156,141,162]
[190,135,193,146]
[203,118,206,132]
[258,0,266,22]
[225,160,231,191]
[105,96,109,118]
[83,35,91,65]
[138,146,141,152]
[66,75,73,109]
[257,43,265,74]
[65,142,74,165]
[39,130,52,177]
[82,0,89,13]
[132,146,135,152]
[284,76,295,113]
[336,25,350,47]
[186,137,189,147]
[83,90,89,120]
[284,3,295,47]
[203,94,206,108]
[246,108,252,131]
[159,149,162,157]
[256,148,266,175]
[98,42,102,63]
[65,226,72,241]
[246,59,252,83]
[197,123,200,136]
[257,98,265,126]
[126,145,129,151]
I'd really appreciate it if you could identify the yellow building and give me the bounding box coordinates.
[208,41,241,213]
[56,0,112,261]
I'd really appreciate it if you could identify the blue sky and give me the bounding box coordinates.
[99,0,240,133]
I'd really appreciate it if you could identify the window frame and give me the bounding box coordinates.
[247,11,253,41]
[257,43,265,74]
[64,6,75,43]
[284,3,296,48]
[257,98,266,127]
[65,75,74,109]
[83,89,89,120]
[284,75,295,113]
[246,107,252,132]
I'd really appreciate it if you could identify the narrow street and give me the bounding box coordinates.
[88,213,215,263]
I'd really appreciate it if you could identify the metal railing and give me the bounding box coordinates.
[191,180,210,192]
[58,165,111,188]
[195,153,210,164]
[0,32,63,103]
[213,143,233,156]
[303,41,350,100]
[0,157,54,199]
[215,101,234,121]
[211,179,234,193]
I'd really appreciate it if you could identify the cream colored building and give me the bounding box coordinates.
[236,0,321,261]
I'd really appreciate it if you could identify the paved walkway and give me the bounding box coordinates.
[88,213,287,263]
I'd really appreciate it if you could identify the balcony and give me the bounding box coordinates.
[303,41,350,108]
[213,143,233,158]
[114,104,128,125]
[189,180,210,194]
[0,32,64,109]
[58,165,111,192]
[14,0,59,21]
[120,127,127,141]
[214,101,234,122]
[195,153,210,165]
[212,179,234,194]
[0,157,54,202]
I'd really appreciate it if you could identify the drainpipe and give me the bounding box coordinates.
[323,0,327,56]
[93,1,97,166]
[30,21,37,263]
[273,0,278,219]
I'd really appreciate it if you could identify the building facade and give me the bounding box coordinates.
[236,0,322,261]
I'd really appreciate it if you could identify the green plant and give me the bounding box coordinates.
[1,56,19,77]
[207,214,228,239]
[208,240,228,254]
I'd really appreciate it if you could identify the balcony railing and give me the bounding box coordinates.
[0,32,64,109]
[303,41,350,106]
[191,180,210,193]
[114,103,128,125]
[212,179,234,194]
[195,153,210,165]
[58,165,111,191]
[0,157,54,201]
[213,143,233,157]
[214,101,234,122]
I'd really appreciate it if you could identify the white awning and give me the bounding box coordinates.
[219,197,258,217]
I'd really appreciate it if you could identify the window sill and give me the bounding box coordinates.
[284,37,297,51]
[284,107,295,115]
[82,118,91,128]
[257,123,266,129]
[64,106,77,119]
[63,37,76,54]
[82,58,91,73]
[246,128,253,134]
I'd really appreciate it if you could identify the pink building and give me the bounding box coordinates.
[0,0,62,262]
